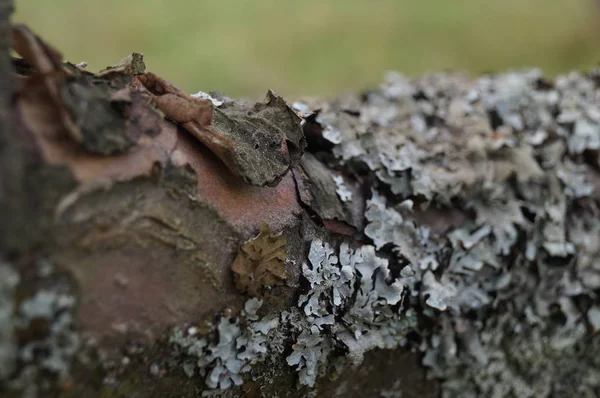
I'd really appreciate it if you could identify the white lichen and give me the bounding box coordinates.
[0,263,19,381]
[191,91,224,107]
[170,298,279,391]
[287,239,416,386]
[332,175,352,202]
[314,68,600,397]
[15,289,80,383]
[2,259,79,397]
[179,68,600,395]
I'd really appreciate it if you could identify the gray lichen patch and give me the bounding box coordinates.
[171,237,418,391]
[332,175,352,202]
[1,258,79,398]
[286,239,416,386]
[423,309,600,397]
[0,262,19,381]
[11,34,600,396]
[307,68,600,396]
[169,298,280,391]
[191,91,224,107]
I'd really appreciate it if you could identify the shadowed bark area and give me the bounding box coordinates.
[2,20,600,398]
[0,1,20,251]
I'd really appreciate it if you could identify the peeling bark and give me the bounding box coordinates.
[2,22,600,398]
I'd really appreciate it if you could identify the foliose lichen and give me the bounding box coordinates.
[308,68,600,397]
[197,68,600,393]
[0,262,19,381]
[169,298,280,391]
[1,258,79,398]
[286,239,416,386]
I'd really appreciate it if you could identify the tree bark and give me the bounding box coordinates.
[2,21,600,398]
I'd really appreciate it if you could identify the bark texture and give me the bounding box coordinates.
[2,22,600,398]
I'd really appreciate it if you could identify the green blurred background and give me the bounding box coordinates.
[13,0,600,98]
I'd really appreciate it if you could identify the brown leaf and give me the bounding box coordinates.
[136,73,237,169]
[139,72,305,186]
[12,25,161,155]
[11,23,82,142]
[136,72,213,125]
[11,24,62,73]
[231,225,288,297]
[208,90,306,186]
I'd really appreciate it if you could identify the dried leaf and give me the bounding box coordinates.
[140,74,305,186]
[11,24,81,142]
[136,72,214,127]
[208,90,306,186]
[13,25,161,155]
[231,225,288,297]
[59,72,161,154]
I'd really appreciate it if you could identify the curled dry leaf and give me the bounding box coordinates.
[136,71,214,138]
[12,26,305,185]
[11,23,81,142]
[12,24,162,155]
[59,68,162,155]
[209,90,306,186]
[139,72,306,186]
[231,225,288,297]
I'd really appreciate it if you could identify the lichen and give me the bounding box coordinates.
[286,239,416,386]
[191,91,224,107]
[307,68,600,396]
[0,262,19,381]
[169,298,280,391]
[332,175,352,202]
[14,49,600,396]
[1,258,79,398]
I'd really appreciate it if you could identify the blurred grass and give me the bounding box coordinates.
[13,0,600,98]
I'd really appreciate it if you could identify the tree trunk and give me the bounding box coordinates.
[2,21,600,398]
